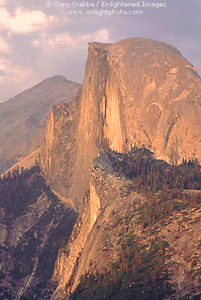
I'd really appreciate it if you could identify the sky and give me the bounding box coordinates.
[0,0,201,102]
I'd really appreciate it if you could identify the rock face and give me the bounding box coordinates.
[40,93,81,210]
[0,166,77,299]
[51,151,201,299]
[41,38,201,210]
[51,152,128,299]
[0,75,81,174]
[72,38,201,204]
[39,39,201,298]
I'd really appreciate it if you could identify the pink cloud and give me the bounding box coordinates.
[0,36,9,52]
[0,7,58,34]
[45,28,112,50]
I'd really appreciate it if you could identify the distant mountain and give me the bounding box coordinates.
[0,75,81,174]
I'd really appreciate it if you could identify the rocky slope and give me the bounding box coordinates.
[0,75,80,174]
[3,148,40,177]
[51,150,201,300]
[0,166,77,299]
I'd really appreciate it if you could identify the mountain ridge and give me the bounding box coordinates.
[0,75,81,174]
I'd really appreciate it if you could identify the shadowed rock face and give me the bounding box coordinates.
[0,75,81,174]
[0,167,77,300]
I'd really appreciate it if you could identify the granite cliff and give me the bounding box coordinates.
[72,38,201,204]
[41,38,201,210]
[40,93,81,210]
[39,38,201,299]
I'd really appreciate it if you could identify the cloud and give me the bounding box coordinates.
[0,55,38,101]
[45,28,112,50]
[0,57,30,81]
[0,36,10,52]
[0,7,57,34]
[0,57,9,72]
[94,29,111,43]
[0,0,7,6]
[48,33,77,48]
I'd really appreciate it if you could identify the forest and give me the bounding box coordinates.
[107,148,201,226]
[70,148,201,300]
[0,166,43,220]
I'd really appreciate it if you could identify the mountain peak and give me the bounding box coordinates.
[40,75,68,84]
[0,77,81,174]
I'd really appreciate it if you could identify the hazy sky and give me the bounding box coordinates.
[0,0,201,102]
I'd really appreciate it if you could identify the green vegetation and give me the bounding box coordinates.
[107,147,201,192]
[107,148,201,226]
[70,234,173,300]
[70,148,201,299]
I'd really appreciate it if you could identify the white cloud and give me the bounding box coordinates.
[0,58,20,77]
[0,7,58,34]
[0,57,10,71]
[79,34,92,42]
[0,56,37,101]
[94,29,111,43]
[80,28,112,44]
[0,36,9,52]
[0,57,33,83]
[48,33,76,48]
[32,39,41,47]
[0,0,7,6]
[45,28,111,50]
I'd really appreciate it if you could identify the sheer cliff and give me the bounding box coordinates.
[40,93,81,210]
[39,38,201,299]
[41,38,201,210]
[0,75,80,175]
[72,38,201,205]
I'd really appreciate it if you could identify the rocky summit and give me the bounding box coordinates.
[41,38,201,210]
[0,75,81,175]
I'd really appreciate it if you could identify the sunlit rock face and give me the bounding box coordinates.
[0,75,80,175]
[40,94,81,210]
[103,38,201,164]
[39,39,201,299]
[41,38,201,210]
[71,38,201,206]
